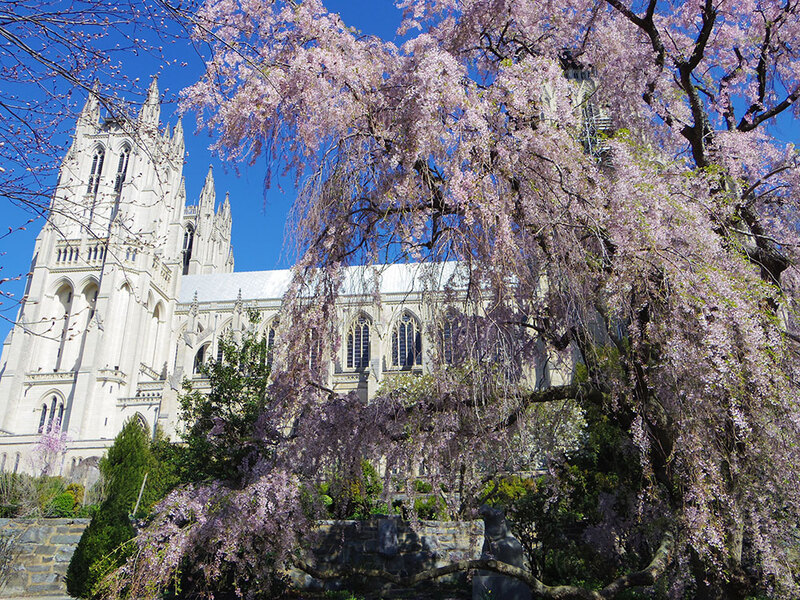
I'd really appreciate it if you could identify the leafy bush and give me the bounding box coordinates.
[413,494,447,520]
[319,460,386,519]
[49,492,78,517]
[502,404,652,590]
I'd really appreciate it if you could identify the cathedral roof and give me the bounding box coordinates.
[178,262,462,304]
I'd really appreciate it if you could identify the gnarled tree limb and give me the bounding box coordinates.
[292,530,674,600]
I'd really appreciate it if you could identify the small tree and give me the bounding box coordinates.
[66,418,170,598]
[177,316,272,484]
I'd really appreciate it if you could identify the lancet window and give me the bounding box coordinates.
[114,146,130,192]
[441,319,454,365]
[266,320,278,370]
[346,315,371,370]
[41,395,64,433]
[183,224,195,275]
[86,147,105,195]
[38,404,48,433]
[391,312,422,368]
[193,343,208,374]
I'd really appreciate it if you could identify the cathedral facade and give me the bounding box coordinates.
[0,83,476,475]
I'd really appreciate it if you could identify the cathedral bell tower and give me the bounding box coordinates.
[0,78,233,473]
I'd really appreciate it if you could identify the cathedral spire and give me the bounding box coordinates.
[177,176,187,203]
[78,81,100,126]
[218,192,231,218]
[172,118,185,153]
[138,75,161,127]
[199,165,215,211]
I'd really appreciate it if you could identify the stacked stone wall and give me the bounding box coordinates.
[0,518,89,597]
[292,517,485,597]
[1,517,485,598]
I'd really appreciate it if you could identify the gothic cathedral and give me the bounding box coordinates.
[0,81,481,476]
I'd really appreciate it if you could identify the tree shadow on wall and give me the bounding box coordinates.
[295,516,481,599]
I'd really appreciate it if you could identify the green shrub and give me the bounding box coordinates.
[67,419,175,598]
[413,494,447,520]
[48,492,77,517]
[413,479,433,494]
[67,482,85,505]
[315,460,386,519]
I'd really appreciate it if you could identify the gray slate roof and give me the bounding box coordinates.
[178,262,463,304]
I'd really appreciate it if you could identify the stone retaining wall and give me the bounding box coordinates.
[1,517,484,598]
[292,517,485,597]
[0,518,89,597]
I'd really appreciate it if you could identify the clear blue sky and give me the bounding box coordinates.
[0,2,798,344]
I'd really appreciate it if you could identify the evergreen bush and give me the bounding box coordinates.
[66,419,173,598]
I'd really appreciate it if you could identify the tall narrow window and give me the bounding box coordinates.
[346,316,371,370]
[86,147,105,195]
[266,320,278,370]
[135,413,148,432]
[38,404,48,433]
[391,312,422,368]
[114,146,130,192]
[46,395,57,431]
[56,403,65,431]
[54,284,73,371]
[182,224,195,275]
[85,284,98,322]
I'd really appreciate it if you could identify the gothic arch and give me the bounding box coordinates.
[86,144,106,195]
[264,316,280,371]
[37,390,66,433]
[133,412,148,433]
[88,142,106,155]
[182,223,195,275]
[193,342,210,374]
[77,275,100,293]
[113,143,132,195]
[147,301,166,368]
[49,277,75,297]
[113,139,133,153]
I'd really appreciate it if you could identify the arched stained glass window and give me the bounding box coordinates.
[56,402,65,431]
[391,312,422,368]
[135,413,148,432]
[46,395,57,431]
[346,315,371,370]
